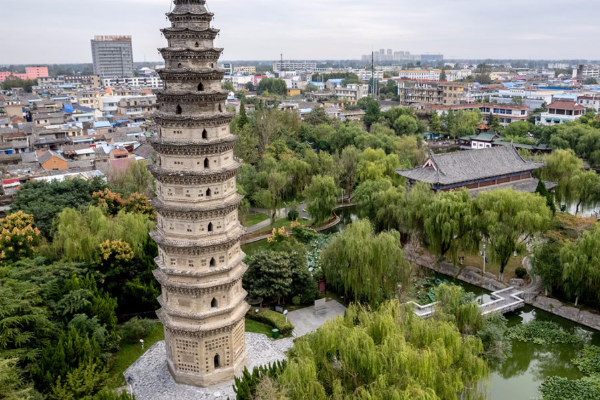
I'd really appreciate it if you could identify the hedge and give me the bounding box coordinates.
[247,310,294,336]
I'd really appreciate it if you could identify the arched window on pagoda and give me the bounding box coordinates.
[206,188,211,197]
[202,129,208,139]
[210,257,216,267]
[176,105,182,115]
[194,42,199,48]
[177,63,182,68]
[207,222,213,232]
[211,298,218,308]
[204,158,210,169]
[198,82,204,91]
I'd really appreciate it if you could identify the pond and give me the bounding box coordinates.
[242,207,600,399]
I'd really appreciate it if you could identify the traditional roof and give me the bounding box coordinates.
[396,145,545,186]
[476,122,490,131]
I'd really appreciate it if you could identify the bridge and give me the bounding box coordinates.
[410,287,525,319]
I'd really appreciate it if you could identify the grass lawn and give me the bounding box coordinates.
[245,318,274,336]
[106,322,165,389]
[461,250,525,283]
[241,213,270,228]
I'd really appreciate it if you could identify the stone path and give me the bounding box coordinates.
[411,286,525,319]
[245,217,272,233]
[124,333,294,400]
[286,300,346,337]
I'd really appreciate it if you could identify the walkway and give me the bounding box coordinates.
[286,300,346,337]
[411,286,525,319]
[245,217,273,233]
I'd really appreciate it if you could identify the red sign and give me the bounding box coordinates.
[318,280,326,294]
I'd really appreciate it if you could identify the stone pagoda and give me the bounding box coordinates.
[149,0,249,387]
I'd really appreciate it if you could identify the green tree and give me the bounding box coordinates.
[364,99,381,130]
[0,358,39,400]
[570,170,600,214]
[535,180,556,215]
[238,100,249,128]
[304,83,319,93]
[243,251,295,305]
[429,112,442,133]
[424,189,478,265]
[304,175,338,223]
[49,361,108,400]
[0,280,55,363]
[257,78,287,96]
[560,225,600,306]
[502,120,530,138]
[10,178,106,238]
[304,107,330,126]
[440,67,447,81]
[109,160,154,198]
[321,219,410,305]
[488,114,503,132]
[353,179,393,221]
[264,300,488,400]
[538,149,583,201]
[221,81,234,91]
[475,189,552,280]
[584,77,597,85]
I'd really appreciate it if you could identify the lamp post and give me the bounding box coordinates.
[483,244,487,275]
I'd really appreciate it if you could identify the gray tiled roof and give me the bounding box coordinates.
[396,145,545,186]
[38,150,66,165]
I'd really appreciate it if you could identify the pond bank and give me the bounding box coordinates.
[406,249,600,332]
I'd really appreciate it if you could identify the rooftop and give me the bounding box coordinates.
[396,145,545,186]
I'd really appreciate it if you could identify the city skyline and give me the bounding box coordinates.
[1,0,600,64]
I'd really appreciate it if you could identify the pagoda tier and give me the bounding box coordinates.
[150,0,248,388]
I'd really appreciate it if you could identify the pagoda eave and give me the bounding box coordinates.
[154,112,234,127]
[156,91,229,103]
[152,194,243,216]
[150,227,244,250]
[149,138,237,155]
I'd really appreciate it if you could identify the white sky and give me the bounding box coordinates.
[0,0,598,64]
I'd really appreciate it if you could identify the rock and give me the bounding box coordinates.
[483,272,497,280]
[509,279,524,287]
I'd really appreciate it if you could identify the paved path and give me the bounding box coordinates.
[245,217,273,233]
[411,286,525,319]
[286,300,346,337]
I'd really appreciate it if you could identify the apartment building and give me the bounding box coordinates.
[398,81,470,105]
[116,96,158,116]
[538,100,586,126]
[577,94,600,112]
[273,61,317,73]
[102,76,162,89]
[91,35,134,77]
[398,70,441,81]
[432,103,530,127]
[235,66,256,75]
[335,84,369,101]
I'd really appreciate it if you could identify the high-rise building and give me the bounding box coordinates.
[150,0,249,388]
[91,35,134,77]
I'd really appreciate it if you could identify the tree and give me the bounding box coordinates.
[511,96,524,106]
[0,280,55,363]
[429,112,442,133]
[560,226,600,306]
[10,177,106,238]
[502,120,530,138]
[535,180,556,215]
[488,114,503,132]
[440,67,447,81]
[354,179,393,221]
[364,99,381,130]
[238,100,249,128]
[393,115,419,136]
[304,175,338,223]
[584,77,597,85]
[108,160,154,197]
[475,189,552,281]
[304,83,319,93]
[243,251,295,305]
[424,189,478,265]
[538,149,583,201]
[244,81,255,91]
[263,300,488,400]
[0,211,42,263]
[257,78,287,96]
[49,361,108,400]
[321,219,410,305]
[570,170,600,214]
[0,358,39,400]
[221,81,234,92]
[303,107,330,126]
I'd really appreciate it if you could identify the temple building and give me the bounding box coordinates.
[396,145,556,196]
[149,0,249,387]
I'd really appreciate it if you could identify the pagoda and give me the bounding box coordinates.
[149,0,249,387]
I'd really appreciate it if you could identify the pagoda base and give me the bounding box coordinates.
[166,353,246,387]
[123,333,293,400]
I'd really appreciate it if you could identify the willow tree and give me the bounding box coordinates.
[304,175,338,223]
[424,188,478,265]
[475,189,552,281]
[320,219,410,305]
[264,300,488,400]
[538,149,583,201]
[570,170,600,214]
[560,225,600,306]
[403,181,435,239]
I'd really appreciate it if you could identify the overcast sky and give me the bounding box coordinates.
[1,0,599,65]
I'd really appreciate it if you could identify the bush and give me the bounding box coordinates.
[291,225,318,244]
[292,296,301,305]
[287,210,299,221]
[119,317,157,344]
[515,267,528,279]
[247,310,294,336]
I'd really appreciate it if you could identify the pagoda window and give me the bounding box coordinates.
[204,158,210,169]
[210,257,216,267]
[177,63,182,68]
[207,222,213,232]
[206,188,211,197]
[202,129,208,139]
[218,104,222,112]
[194,41,199,48]
[214,354,220,369]
[211,298,218,308]
[176,105,182,115]
[198,82,204,91]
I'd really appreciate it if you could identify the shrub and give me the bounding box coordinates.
[572,345,600,376]
[119,317,157,344]
[515,267,528,279]
[287,210,299,221]
[291,225,318,244]
[247,310,294,336]
[507,320,582,345]
[292,296,301,306]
